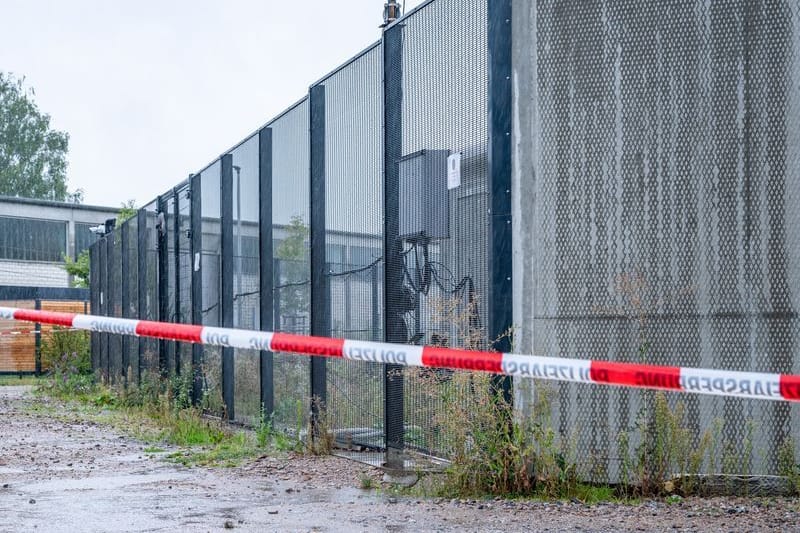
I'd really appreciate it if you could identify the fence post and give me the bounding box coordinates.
[309,83,328,433]
[34,299,41,375]
[382,21,405,469]
[173,187,182,377]
[157,194,169,377]
[220,153,235,420]
[488,0,513,403]
[190,173,203,405]
[137,208,147,384]
[259,126,275,418]
[121,219,130,387]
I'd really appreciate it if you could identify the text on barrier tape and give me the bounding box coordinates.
[1,306,798,402]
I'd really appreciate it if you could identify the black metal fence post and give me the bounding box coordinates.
[309,83,328,431]
[220,154,235,420]
[488,0,513,404]
[259,126,275,417]
[136,208,147,384]
[34,299,41,375]
[382,21,405,469]
[157,194,169,377]
[190,173,203,405]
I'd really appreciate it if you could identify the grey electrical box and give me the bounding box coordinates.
[399,149,450,241]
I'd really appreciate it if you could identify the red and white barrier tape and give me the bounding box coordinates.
[0,329,35,336]
[1,306,798,402]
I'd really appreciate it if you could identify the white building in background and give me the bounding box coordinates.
[0,196,118,288]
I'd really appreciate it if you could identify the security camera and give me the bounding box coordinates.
[89,224,106,236]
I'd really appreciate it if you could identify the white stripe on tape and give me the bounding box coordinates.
[500,353,593,383]
[679,367,782,400]
[73,314,138,335]
[201,327,273,351]
[342,339,423,367]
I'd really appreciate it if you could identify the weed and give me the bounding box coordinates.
[360,475,376,490]
[306,397,334,455]
[143,446,165,453]
[777,438,800,494]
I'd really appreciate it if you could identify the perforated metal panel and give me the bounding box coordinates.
[513,0,800,480]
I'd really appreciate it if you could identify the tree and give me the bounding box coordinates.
[0,72,75,201]
[117,199,137,224]
[63,249,89,288]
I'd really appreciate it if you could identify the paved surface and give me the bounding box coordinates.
[1,386,799,532]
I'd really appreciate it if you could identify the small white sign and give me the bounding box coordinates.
[194,252,201,272]
[447,152,461,190]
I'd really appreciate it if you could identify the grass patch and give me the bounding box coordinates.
[143,446,166,453]
[34,370,298,469]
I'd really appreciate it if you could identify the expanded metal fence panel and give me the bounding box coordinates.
[199,160,224,414]
[271,101,311,432]
[231,134,261,424]
[123,217,139,385]
[141,201,160,377]
[514,0,800,480]
[393,0,490,459]
[322,44,385,450]
[176,183,193,380]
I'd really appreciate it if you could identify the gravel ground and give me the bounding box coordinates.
[1,385,799,532]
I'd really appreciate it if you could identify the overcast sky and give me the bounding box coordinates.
[0,0,424,208]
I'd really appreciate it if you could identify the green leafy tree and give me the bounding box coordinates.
[0,72,77,201]
[63,249,89,288]
[117,199,137,224]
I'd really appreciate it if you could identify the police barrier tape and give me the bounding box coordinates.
[1,306,799,402]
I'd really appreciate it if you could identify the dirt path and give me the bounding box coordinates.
[1,386,798,532]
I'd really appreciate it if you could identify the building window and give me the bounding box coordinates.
[0,216,66,262]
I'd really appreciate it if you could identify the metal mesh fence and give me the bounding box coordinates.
[322,43,385,453]
[123,216,139,385]
[84,0,800,479]
[231,134,261,425]
[176,183,193,380]
[271,100,311,432]
[199,160,224,414]
[141,201,160,377]
[390,0,490,460]
[513,0,800,481]
[108,231,123,384]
